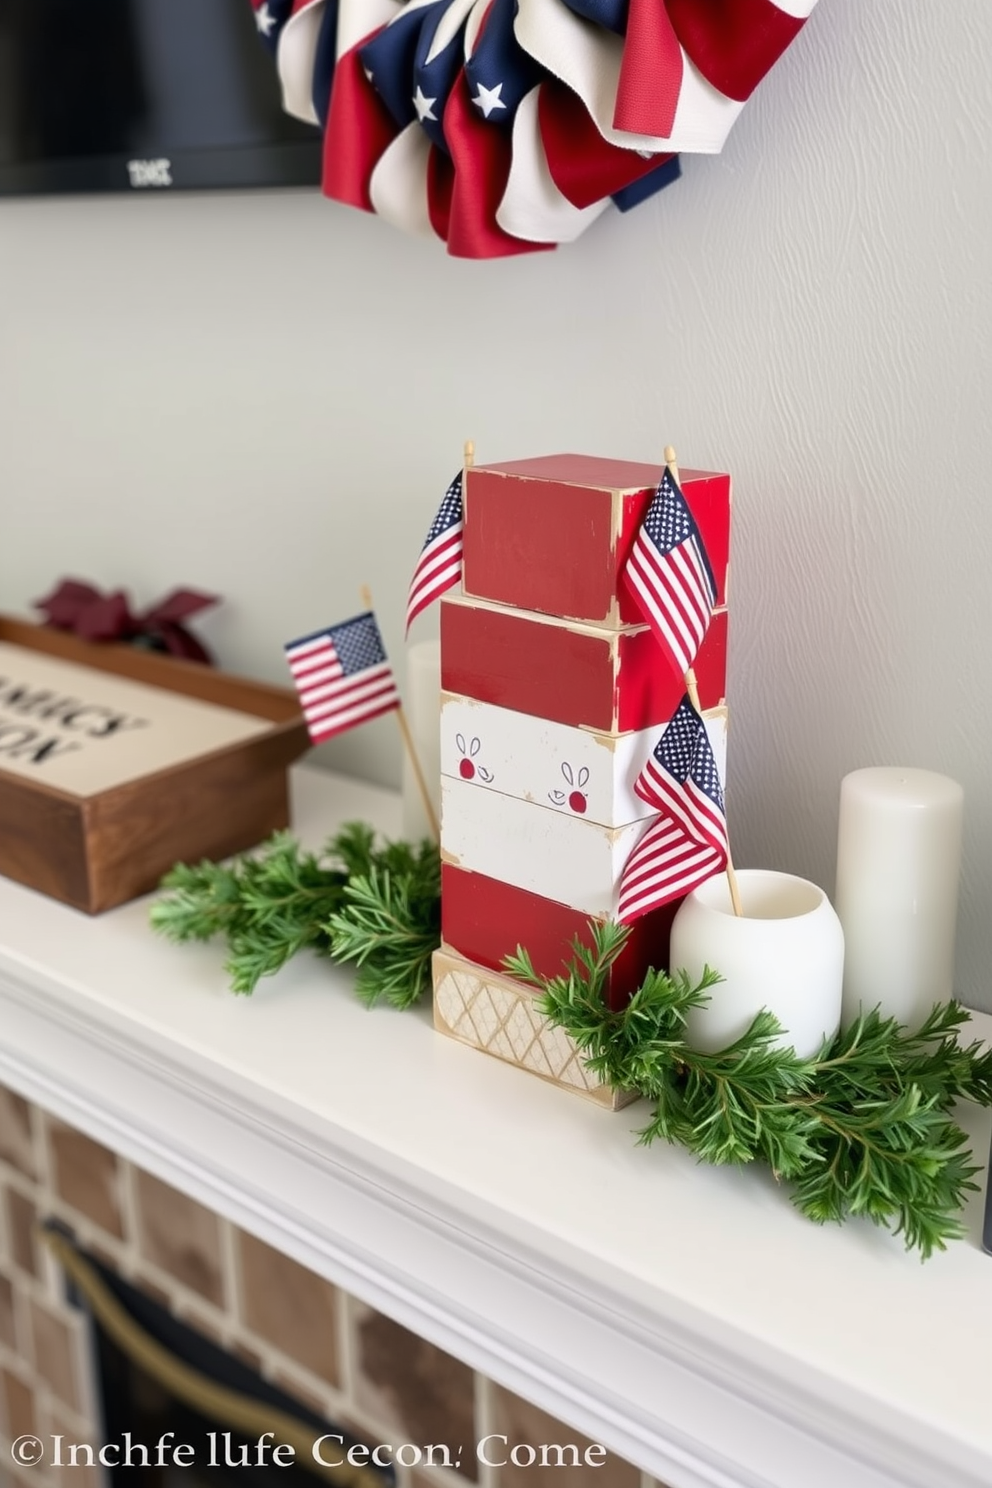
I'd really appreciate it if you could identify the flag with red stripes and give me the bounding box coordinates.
[623,466,716,680]
[406,470,464,632]
[618,695,727,922]
[284,611,400,744]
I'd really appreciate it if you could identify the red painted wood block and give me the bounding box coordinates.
[441,863,679,1009]
[463,453,730,626]
[440,593,727,734]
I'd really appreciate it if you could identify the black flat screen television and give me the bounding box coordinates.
[0,0,323,196]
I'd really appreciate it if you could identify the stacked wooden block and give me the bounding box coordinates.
[432,454,731,1106]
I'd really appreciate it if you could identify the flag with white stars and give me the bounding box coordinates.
[284,612,400,745]
[617,695,727,923]
[623,467,716,681]
[406,472,464,632]
[411,0,476,153]
[250,0,293,53]
[464,0,544,127]
[360,1,444,131]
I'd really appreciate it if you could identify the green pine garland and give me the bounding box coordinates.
[150,823,440,1007]
[504,921,992,1260]
[151,830,992,1257]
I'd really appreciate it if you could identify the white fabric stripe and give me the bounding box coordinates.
[277,0,326,123]
[631,545,704,664]
[416,527,464,582]
[292,658,345,689]
[370,125,437,237]
[621,839,717,899]
[498,86,610,244]
[513,0,743,153]
[626,558,693,674]
[305,673,398,719]
[300,661,392,706]
[620,824,685,884]
[686,780,729,850]
[776,0,817,18]
[639,536,711,642]
[652,782,722,851]
[309,694,399,740]
[619,819,719,890]
[688,533,717,607]
[336,0,403,60]
[672,538,716,624]
[619,849,720,920]
[286,635,336,663]
[407,557,462,618]
[424,0,478,64]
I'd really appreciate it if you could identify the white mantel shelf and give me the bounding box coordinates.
[2,766,991,1488]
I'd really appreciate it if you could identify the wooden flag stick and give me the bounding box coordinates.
[360,584,440,843]
[668,446,743,918]
[464,438,475,470]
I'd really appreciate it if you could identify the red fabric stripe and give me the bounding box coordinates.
[667,0,805,102]
[426,148,455,240]
[539,80,675,209]
[613,0,683,138]
[443,73,554,258]
[321,31,399,211]
[306,675,398,721]
[309,695,400,743]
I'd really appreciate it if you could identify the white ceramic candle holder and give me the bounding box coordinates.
[669,870,845,1059]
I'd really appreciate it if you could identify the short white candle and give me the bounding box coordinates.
[834,768,963,1032]
[401,640,441,842]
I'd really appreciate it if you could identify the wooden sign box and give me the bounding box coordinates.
[0,617,310,914]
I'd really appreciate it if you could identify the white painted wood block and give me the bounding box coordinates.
[441,693,727,830]
[441,775,650,917]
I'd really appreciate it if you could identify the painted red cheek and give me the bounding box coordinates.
[569,791,587,813]
[460,759,476,779]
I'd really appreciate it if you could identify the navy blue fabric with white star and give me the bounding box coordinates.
[412,0,469,154]
[655,696,725,815]
[254,0,294,55]
[465,0,545,129]
[361,3,444,130]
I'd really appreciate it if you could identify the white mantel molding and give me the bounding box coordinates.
[1,767,991,1488]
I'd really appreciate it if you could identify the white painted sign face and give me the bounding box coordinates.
[0,643,270,797]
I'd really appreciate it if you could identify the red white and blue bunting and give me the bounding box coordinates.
[252,0,816,258]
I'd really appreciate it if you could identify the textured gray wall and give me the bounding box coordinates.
[3,1,992,1005]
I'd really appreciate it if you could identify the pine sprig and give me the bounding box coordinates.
[151,823,440,1000]
[510,920,992,1259]
[325,845,442,1009]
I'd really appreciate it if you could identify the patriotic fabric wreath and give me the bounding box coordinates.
[251,0,816,258]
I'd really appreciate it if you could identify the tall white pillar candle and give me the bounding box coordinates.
[834,768,963,1032]
[401,640,442,842]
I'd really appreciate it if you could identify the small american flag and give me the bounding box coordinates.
[624,468,717,680]
[284,611,400,745]
[617,695,727,923]
[406,471,464,632]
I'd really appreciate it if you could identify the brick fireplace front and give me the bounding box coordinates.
[0,1083,661,1488]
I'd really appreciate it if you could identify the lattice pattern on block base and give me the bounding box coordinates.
[432,947,637,1110]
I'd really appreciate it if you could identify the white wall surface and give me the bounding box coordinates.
[3,1,992,1007]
